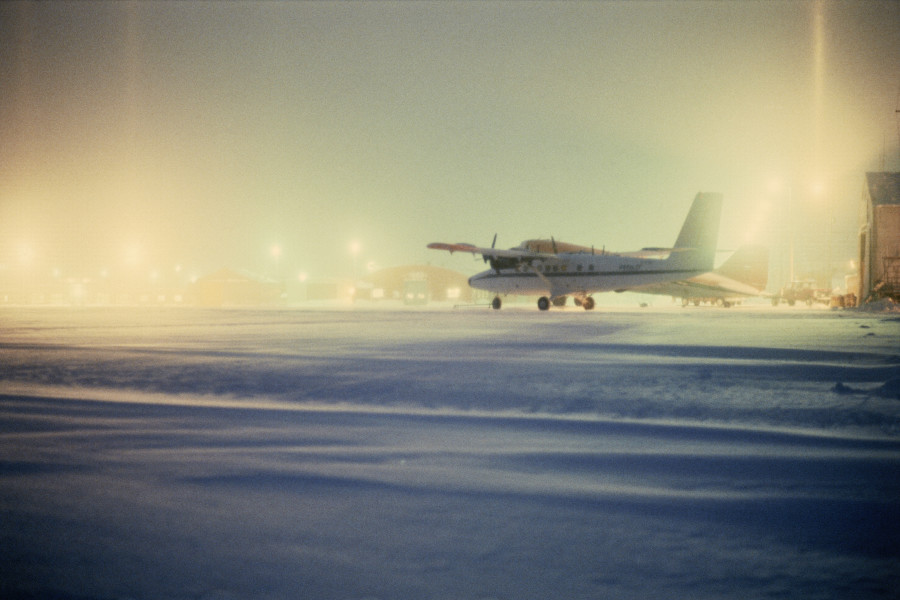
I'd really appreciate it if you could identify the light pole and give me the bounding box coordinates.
[270,244,282,282]
[349,241,361,279]
[778,178,826,289]
[768,178,794,288]
[788,183,795,284]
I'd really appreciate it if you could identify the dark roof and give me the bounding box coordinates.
[866,172,900,206]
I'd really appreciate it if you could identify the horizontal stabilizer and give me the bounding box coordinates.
[716,244,769,291]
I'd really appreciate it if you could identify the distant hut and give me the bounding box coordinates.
[859,172,900,303]
[191,268,283,307]
[304,278,355,303]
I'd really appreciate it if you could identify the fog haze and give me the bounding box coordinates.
[2,1,898,283]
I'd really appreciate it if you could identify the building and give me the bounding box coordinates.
[859,172,900,303]
[361,265,472,304]
[303,278,355,303]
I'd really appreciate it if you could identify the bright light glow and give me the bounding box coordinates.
[741,197,774,244]
[1,3,893,304]
[809,180,826,198]
[123,243,143,267]
[812,0,825,174]
[15,243,35,267]
[297,271,308,283]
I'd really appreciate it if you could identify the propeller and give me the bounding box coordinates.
[484,233,497,265]
[488,233,506,272]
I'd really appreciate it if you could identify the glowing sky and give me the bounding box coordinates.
[2,1,898,283]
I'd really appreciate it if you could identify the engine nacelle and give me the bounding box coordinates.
[488,257,522,272]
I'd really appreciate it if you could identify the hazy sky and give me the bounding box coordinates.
[2,1,898,282]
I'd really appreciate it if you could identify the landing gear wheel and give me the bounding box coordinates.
[583,296,595,310]
[552,296,567,307]
[491,297,502,310]
[537,296,551,311]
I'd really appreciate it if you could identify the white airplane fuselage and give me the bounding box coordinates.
[468,252,707,298]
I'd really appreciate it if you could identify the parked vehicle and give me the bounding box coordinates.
[772,280,831,307]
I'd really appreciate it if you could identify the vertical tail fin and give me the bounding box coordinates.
[666,192,723,272]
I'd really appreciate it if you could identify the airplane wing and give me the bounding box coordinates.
[636,272,764,300]
[427,242,558,261]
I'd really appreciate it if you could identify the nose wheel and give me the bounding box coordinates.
[491,297,502,310]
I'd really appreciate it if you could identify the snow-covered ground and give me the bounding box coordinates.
[1,305,899,599]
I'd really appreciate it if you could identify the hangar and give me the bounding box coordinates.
[859,172,900,303]
[361,265,472,305]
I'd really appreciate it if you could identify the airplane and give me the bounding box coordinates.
[632,244,769,308]
[428,192,723,310]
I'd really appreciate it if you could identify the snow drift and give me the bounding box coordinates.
[1,306,899,599]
